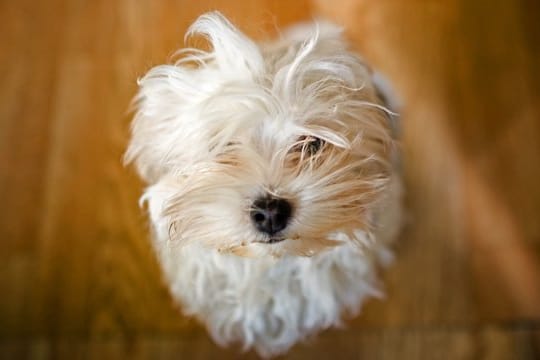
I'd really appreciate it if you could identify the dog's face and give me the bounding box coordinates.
[126,13,394,257]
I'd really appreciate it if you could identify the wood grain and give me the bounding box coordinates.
[1,0,539,358]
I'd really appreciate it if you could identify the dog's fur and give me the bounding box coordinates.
[126,12,401,357]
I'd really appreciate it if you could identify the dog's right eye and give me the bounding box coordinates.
[292,136,325,156]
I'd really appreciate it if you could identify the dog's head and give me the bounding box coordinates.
[126,12,395,257]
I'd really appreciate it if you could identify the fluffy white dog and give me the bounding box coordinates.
[126,12,401,357]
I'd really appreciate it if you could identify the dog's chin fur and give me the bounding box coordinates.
[126,11,402,357]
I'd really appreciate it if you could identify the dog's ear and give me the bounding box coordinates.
[371,71,401,114]
[125,12,264,182]
[371,71,401,137]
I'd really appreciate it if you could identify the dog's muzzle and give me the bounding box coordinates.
[250,196,292,239]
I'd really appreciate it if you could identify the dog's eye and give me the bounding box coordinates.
[293,136,325,155]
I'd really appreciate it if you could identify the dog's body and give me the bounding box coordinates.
[126,12,401,357]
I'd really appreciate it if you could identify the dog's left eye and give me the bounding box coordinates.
[292,136,325,155]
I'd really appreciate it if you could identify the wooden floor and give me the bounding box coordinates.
[1,0,539,358]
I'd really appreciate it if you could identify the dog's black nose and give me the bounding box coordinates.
[250,196,292,235]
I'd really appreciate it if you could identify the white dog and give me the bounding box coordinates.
[126,12,401,357]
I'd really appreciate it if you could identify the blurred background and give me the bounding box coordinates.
[1,0,539,358]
